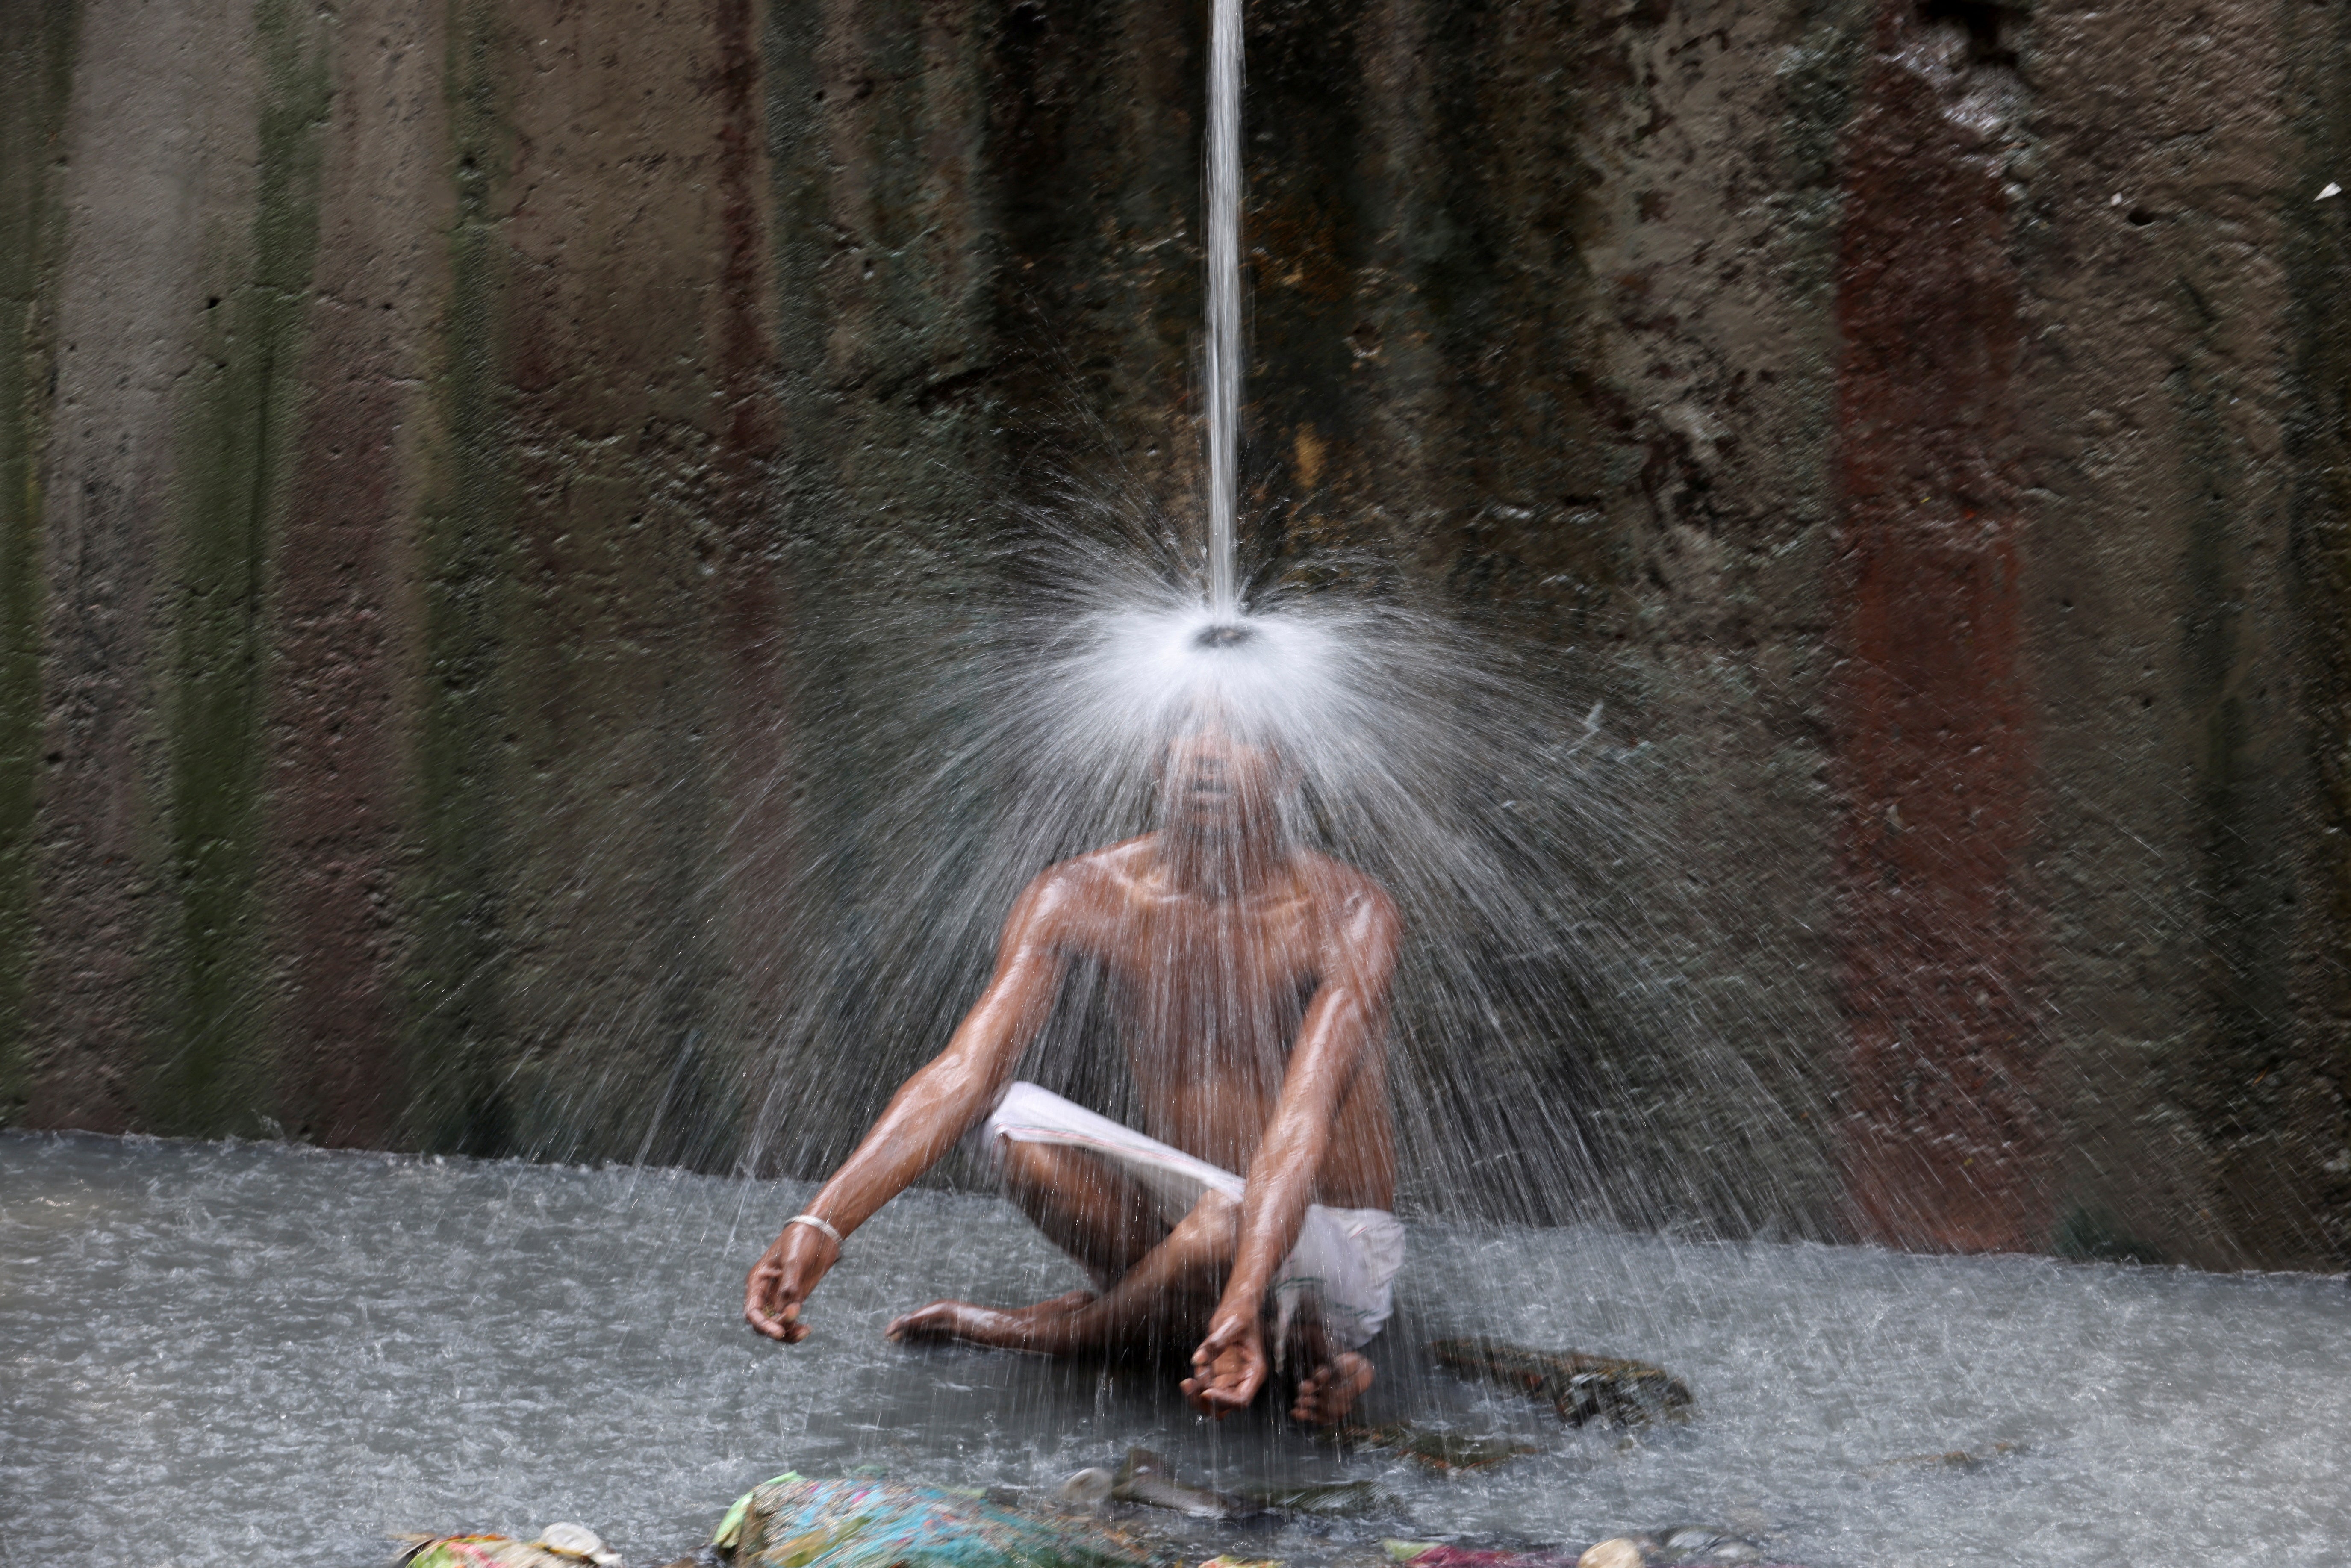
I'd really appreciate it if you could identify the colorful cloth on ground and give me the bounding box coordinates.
[401,1538,590,1568]
[1395,1546,1812,1568]
[717,1474,1159,1568]
[1398,1550,1576,1568]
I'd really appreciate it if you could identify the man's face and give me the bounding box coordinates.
[1157,723,1288,838]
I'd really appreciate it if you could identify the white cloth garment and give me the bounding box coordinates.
[981,1080,1405,1350]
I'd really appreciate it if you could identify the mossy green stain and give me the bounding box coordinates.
[2170,330,2305,1260]
[1236,0,1369,574]
[2281,0,2351,1267]
[152,0,331,1135]
[2173,361,2266,1123]
[405,0,516,1156]
[1776,0,1872,202]
[0,0,77,1121]
[2050,1204,2165,1267]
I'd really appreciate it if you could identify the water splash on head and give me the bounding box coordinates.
[742,547,1835,1239]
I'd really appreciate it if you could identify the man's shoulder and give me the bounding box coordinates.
[1019,837,1154,913]
[1042,836,1155,886]
[1003,840,1152,950]
[1292,851,1401,928]
[1292,847,1388,897]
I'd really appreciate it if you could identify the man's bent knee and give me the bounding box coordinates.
[1166,1187,1240,1255]
[994,1135,1090,1188]
[994,1134,1059,1193]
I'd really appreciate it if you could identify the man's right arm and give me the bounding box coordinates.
[743,867,1078,1342]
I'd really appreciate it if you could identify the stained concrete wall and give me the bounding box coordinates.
[1,0,2346,1271]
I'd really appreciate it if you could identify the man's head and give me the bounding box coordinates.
[1152,708,1296,846]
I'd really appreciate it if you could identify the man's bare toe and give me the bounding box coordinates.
[1289,1351,1376,1425]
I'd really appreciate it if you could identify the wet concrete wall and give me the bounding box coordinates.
[2,0,2347,1271]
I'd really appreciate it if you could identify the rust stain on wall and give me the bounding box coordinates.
[1832,0,2045,1252]
[27,0,263,1132]
[0,0,78,1114]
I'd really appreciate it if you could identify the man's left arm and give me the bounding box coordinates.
[1183,885,1399,1414]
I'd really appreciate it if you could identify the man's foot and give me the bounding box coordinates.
[884,1289,1097,1347]
[1288,1350,1375,1425]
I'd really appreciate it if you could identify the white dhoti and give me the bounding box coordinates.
[981,1080,1406,1350]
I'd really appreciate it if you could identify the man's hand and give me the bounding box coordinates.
[744,1223,840,1342]
[1181,1309,1267,1416]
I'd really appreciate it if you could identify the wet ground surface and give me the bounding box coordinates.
[3,1134,2347,1568]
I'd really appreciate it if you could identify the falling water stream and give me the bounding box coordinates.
[1203,0,1244,613]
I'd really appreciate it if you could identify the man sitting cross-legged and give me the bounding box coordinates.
[744,714,1403,1425]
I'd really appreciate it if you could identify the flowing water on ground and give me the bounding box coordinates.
[7,1134,2346,1568]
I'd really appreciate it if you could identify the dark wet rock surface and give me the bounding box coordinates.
[1427,1339,1695,1429]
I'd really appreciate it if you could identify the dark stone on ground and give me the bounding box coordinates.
[1428,1338,1695,1428]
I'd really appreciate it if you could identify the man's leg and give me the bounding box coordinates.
[884,1128,1373,1420]
[887,1168,1237,1352]
[882,1133,1377,1422]
[881,1135,1183,1339]
[995,1137,1172,1288]
[890,1188,1375,1421]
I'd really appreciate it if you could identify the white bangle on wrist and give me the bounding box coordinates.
[782,1213,843,1250]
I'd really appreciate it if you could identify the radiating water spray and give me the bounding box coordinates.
[732,529,1841,1248]
[1203,0,1244,613]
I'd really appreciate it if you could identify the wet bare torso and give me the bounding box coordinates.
[1047,836,1396,1210]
